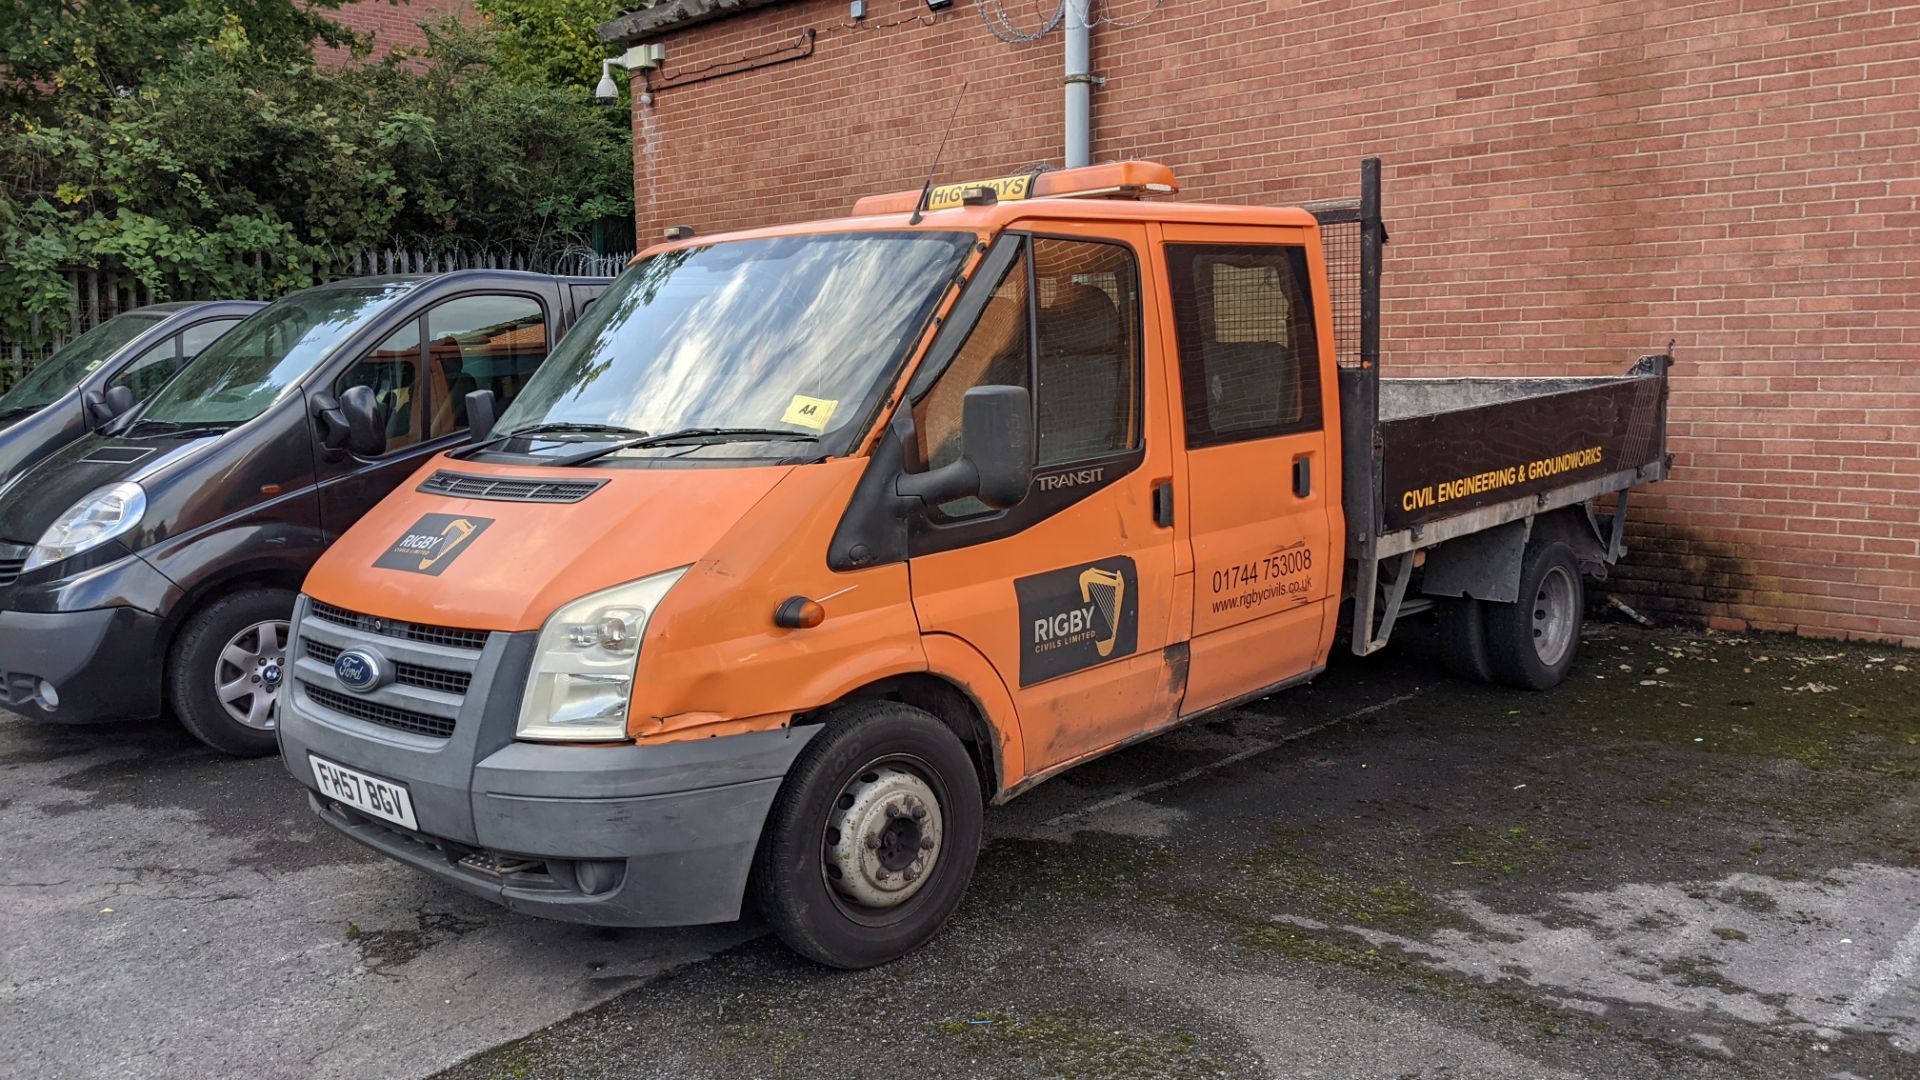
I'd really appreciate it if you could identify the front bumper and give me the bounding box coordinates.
[278,595,817,927]
[0,605,165,722]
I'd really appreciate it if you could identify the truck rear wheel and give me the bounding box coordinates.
[1436,597,1496,683]
[169,587,296,757]
[1485,541,1584,690]
[751,701,983,969]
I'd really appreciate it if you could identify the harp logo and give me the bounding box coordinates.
[1015,557,1139,686]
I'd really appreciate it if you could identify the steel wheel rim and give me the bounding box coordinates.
[820,753,947,924]
[215,619,290,730]
[1531,566,1577,668]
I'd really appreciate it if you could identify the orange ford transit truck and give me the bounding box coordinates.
[279,160,1671,967]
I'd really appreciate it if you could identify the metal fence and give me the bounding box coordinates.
[0,244,635,387]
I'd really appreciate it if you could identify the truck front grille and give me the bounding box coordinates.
[302,683,457,740]
[303,638,473,696]
[295,597,487,741]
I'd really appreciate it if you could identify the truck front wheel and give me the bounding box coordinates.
[752,701,983,969]
[1486,541,1585,690]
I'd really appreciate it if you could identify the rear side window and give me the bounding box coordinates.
[426,295,548,438]
[1165,244,1322,447]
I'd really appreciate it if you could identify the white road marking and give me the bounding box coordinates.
[1820,911,1920,1039]
[1044,689,1427,828]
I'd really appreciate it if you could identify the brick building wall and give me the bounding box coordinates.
[328,0,477,61]
[609,0,1920,646]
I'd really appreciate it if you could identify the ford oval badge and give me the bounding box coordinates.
[334,648,385,693]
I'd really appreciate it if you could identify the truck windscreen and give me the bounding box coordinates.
[497,231,974,453]
[137,281,417,428]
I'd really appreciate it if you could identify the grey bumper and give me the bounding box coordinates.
[278,596,817,927]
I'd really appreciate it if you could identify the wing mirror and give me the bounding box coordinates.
[465,389,497,443]
[81,385,136,430]
[895,385,1033,510]
[338,385,389,458]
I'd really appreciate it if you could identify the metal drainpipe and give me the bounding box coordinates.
[1064,0,1093,168]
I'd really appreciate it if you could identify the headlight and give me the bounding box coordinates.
[23,481,147,571]
[516,567,687,742]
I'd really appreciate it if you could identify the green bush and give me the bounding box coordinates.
[0,1,632,343]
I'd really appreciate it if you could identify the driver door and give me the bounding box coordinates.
[907,225,1184,778]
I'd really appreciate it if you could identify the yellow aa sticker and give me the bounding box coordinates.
[781,394,839,431]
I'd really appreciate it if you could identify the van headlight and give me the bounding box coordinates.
[23,481,147,572]
[516,567,687,742]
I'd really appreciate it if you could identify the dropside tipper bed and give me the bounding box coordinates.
[1311,161,1673,655]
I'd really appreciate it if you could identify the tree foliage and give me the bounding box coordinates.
[476,0,622,94]
[0,1,634,341]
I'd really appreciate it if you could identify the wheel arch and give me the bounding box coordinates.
[814,670,1014,804]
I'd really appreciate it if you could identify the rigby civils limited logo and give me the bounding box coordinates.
[372,514,494,576]
[1013,556,1139,687]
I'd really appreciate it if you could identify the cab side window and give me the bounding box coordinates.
[425,295,548,439]
[915,255,1031,484]
[1033,237,1140,466]
[914,236,1142,518]
[1165,244,1322,447]
[109,337,180,401]
[338,319,424,453]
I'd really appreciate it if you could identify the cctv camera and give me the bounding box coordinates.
[594,59,622,106]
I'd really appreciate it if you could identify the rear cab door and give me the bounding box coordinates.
[905,220,1186,780]
[315,283,559,538]
[1156,222,1342,712]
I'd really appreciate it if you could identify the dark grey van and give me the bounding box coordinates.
[0,301,263,480]
[0,271,609,754]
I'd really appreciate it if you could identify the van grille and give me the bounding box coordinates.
[302,683,457,740]
[418,470,606,504]
[0,558,24,588]
[303,638,473,696]
[308,601,488,651]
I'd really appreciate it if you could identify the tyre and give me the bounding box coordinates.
[1485,541,1585,690]
[169,587,296,757]
[751,701,984,969]
[1436,596,1495,683]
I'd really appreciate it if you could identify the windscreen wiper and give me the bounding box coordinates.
[126,418,237,438]
[453,421,649,458]
[547,427,820,467]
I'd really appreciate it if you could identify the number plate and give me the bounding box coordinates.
[310,754,418,830]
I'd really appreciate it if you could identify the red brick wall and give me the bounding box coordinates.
[327,0,477,62]
[626,0,1920,647]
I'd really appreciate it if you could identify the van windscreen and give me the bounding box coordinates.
[136,281,417,429]
[496,231,973,455]
[0,312,162,415]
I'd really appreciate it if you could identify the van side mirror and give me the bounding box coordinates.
[896,385,1033,510]
[465,389,497,443]
[82,385,136,430]
[338,385,389,458]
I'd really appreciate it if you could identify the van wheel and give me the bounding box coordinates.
[752,702,983,969]
[1436,597,1495,683]
[170,587,297,757]
[1486,542,1584,691]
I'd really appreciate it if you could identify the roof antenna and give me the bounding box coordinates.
[910,83,968,226]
